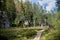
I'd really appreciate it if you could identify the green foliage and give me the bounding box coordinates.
[21,30,36,38]
[41,11,60,40]
[0,28,37,40]
[6,0,16,26]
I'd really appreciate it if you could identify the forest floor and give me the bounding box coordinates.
[0,26,48,40]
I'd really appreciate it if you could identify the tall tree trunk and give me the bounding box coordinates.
[33,19,35,27]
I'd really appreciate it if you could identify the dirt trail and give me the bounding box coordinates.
[33,30,45,40]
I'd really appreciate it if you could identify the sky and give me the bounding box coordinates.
[38,0,57,13]
[18,0,57,13]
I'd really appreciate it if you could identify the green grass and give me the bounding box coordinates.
[0,27,41,40]
[40,30,60,40]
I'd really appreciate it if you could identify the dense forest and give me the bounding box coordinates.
[0,0,60,40]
